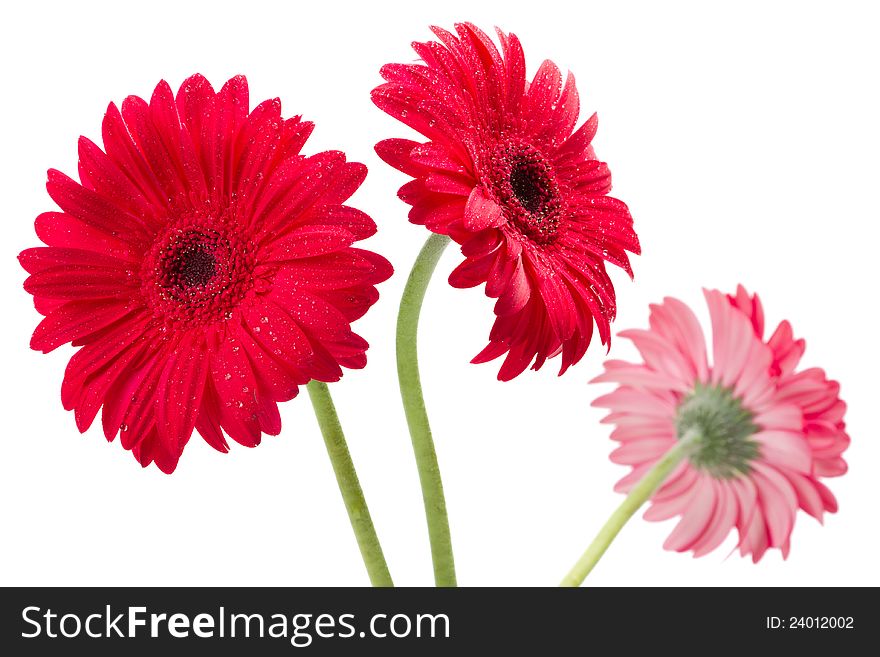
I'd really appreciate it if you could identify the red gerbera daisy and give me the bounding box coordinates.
[372,23,640,380]
[19,74,392,474]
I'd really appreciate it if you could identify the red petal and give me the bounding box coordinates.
[556,112,598,161]
[264,225,356,261]
[101,102,168,210]
[494,258,530,316]
[375,138,424,176]
[61,313,152,410]
[33,212,138,260]
[177,74,223,201]
[156,331,209,456]
[30,300,133,353]
[315,286,380,322]
[273,248,392,290]
[449,253,494,288]
[149,80,209,202]
[410,142,469,175]
[24,265,134,300]
[77,136,159,224]
[463,186,505,231]
[525,60,563,128]
[302,205,376,240]
[121,92,188,202]
[253,151,346,233]
[238,322,306,401]
[320,161,367,205]
[245,300,316,375]
[19,247,129,274]
[408,197,467,233]
[195,378,229,453]
[46,169,150,246]
[234,98,283,210]
[210,330,262,447]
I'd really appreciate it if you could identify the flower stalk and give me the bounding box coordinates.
[560,428,702,587]
[396,233,457,586]
[307,380,393,587]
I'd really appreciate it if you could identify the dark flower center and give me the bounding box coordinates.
[509,157,555,214]
[675,383,761,479]
[143,218,256,326]
[174,244,218,288]
[485,141,562,245]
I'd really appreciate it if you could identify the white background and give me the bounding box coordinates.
[1,0,877,587]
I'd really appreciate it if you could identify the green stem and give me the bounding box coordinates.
[307,380,393,587]
[560,428,701,587]
[396,233,456,586]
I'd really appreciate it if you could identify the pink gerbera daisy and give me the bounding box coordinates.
[19,74,392,473]
[373,23,640,380]
[591,286,849,561]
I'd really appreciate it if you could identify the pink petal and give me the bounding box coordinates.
[591,361,690,393]
[705,288,754,388]
[751,463,797,548]
[785,471,827,521]
[755,430,812,473]
[691,480,738,557]
[592,387,676,418]
[617,329,694,387]
[610,437,675,465]
[754,403,803,431]
[663,477,717,552]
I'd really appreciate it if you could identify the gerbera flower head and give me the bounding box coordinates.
[19,74,392,473]
[372,23,640,381]
[592,286,849,561]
